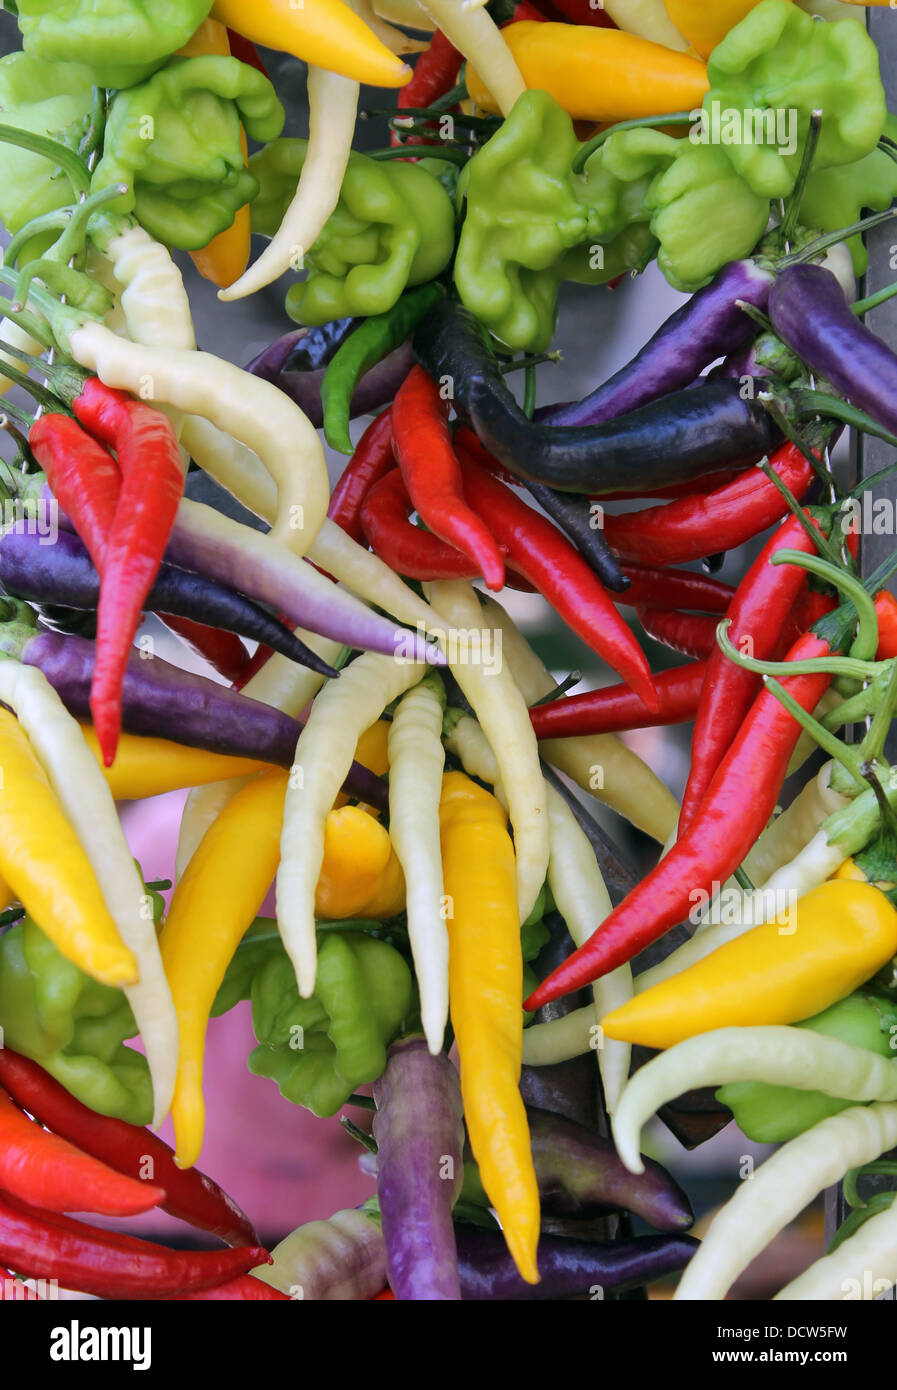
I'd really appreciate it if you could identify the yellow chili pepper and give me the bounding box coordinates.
[834,857,896,892]
[79,725,270,800]
[466,20,709,123]
[662,0,791,58]
[315,805,405,919]
[160,768,288,1168]
[211,0,412,88]
[0,709,138,987]
[602,880,897,1051]
[439,771,540,1285]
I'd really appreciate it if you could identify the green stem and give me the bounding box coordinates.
[852,282,897,317]
[77,86,107,163]
[345,1093,377,1111]
[823,675,889,730]
[523,362,536,420]
[757,397,842,508]
[770,550,879,660]
[715,618,883,683]
[764,677,866,780]
[0,905,24,930]
[844,1160,897,1209]
[857,661,897,765]
[4,209,74,269]
[46,184,129,268]
[385,108,497,131]
[497,349,561,375]
[755,453,843,568]
[792,387,897,453]
[339,1115,378,1155]
[572,111,694,174]
[0,266,90,353]
[779,109,823,247]
[0,350,67,415]
[827,1192,897,1253]
[777,207,897,268]
[365,144,470,165]
[733,299,774,334]
[0,124,90,197]
[733,866,756,892]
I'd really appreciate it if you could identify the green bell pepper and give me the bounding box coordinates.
[213,923,414,1118]
[91,55,284,252]
[799,114,897,276]
[704,0,887,200]
[645,143,771,293]
[717,992,897,1144]
[15,0,215,90]
[0,51,94,257]
[0,915,153,1125]
[251,140,455,326]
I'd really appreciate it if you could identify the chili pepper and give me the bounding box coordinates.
[225,29,270,77]
[704,0,885,200]
[252,1208,387,1300]
[619,565,734,614]
[524,483,628,593]
[741,758,848,888]
[0,1088,164,1218]
[417,0,526,116]
[458,452,657,706]
[776,1167,897,1300]
[530,661,707,739]
[248,331,414,428]
[387,676,449,1053]
[0,1191,269,1300]
[0,1050,258,1247]
[211,0,411,86]
[157,615,250,685]
[602,0,687,46]
[875,590,897,659]
[177,1274,290,1300]
[466,20,708,120]
[526,626,839,1008]
[414,299,779,493]
[439,771,540,1284]
[214,924,413,1117]
[636,607,720,660]
[27,413,119,576]
[456,1228,698,1299]
[679,514,819,831]
[664,0,777,57]
[603,880,897,1051]
[675,1103,897,1301]
[602,441,816,565]
[546,0,617,25]
[79,728,268,801]
[717,992,897,1145]
[770,262,897,440]
[361,468,491,581]
[391,27,461,148]
[315,806,405,919]
[391,369,505,591]
[372,1036,464,1301]
[323,285,443,454]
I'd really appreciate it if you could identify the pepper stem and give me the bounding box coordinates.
[715,617,882,683]
[0,123,91,198]
[777,207,897,268]
[778,109,823,247]
[763,676,866,782]
[852,282,897,317]
[790,387,897,454]
[0,347,68,415]
[572,111,694,174]
[857,661,897,766]
[756,454,843,568]
[770,549,880,661]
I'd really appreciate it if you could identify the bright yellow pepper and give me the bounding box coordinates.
[466,21,709,123]
[160,768,288,1168]
[439,771,540,1285]
[79,725,271,800]
[602,880,897,1050]
[662,0,791,59]
[211,0,411,88]
[0,709,138,988]
[314,805,405,920]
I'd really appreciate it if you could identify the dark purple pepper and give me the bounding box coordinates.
[456,1228,698,1299]
[249,333,415,428]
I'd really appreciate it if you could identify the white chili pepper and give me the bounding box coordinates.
[775,1175,897,1300]
[417,0,525,114]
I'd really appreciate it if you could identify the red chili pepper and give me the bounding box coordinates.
[875,590,897,659]
[393,368,505,590]
[637,607,720,660]
[373,1287,395,1299]
[538,0,616,26]
[72,379,186,765]
[159,613,251,685]
[679,514,820,832]
[232,642,275,691]
[175,1275,290,1300]
[603,443,814,567]
[0,1088,165,1218]
[0,1265,41,1298]
[597,471,743,502]
[619,564,734,615]
[28,413,120,574]
[530,660,706,738]
[0,1050,258,1248]
[453,426,521,488]
[226,29,270,77]
[392,28,462,147]
[0,1192,269,1300]
[327,410,396,544]
[361,467,505,580]
[458,448,658,709]
[525,628,835,1007]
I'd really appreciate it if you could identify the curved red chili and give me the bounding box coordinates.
[530,661,706,739]
[327,409,396,544]
[28,413,120,574]
[637,608,720,660]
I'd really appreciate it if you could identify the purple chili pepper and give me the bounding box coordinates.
[372,1036,464,1301]
[249,331,415,428]
[456,1228,698,1299]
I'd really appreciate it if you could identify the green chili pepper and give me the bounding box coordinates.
[250,139,455,327]
[212,925,414,1118]
[799,115,897,276]
[91,55,285,252]
[717,992,897,1144]
[322,281,445,455]
[0,916,153,1125]
[15,0,216,91]
[704,0,887,200]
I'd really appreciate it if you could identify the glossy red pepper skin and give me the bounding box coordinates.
[620,565,733,615]
[362,468,496,580]
[875,590,897,659]
[525,629,835,1007]
[679,514,819,832]
[530,660,706,738]
[603,443,814,566]
[458,450,659,709]
[73,379,186,766]
[637,607,720,660]
[0,1050,258,1248]
[0,1193,269,1300]
[327,410,396,544]
[225,29,270,77]
[539,0,616,25]
[393,367,506,590]
[28,413,120,574]
[392,27,462,147]
[159,613,251,684]
[176,1275,290,1300]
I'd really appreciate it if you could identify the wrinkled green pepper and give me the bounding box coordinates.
[704,0,886,199]
[0,51,94,258]
[0,915,153,1125]
[645,143,771,292]
[717,992,897,1144]
[213,924,414,1118]
[91,55,284,251]
[250,139,455,326]
[15,0,215,90]
[799,114,897,275]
